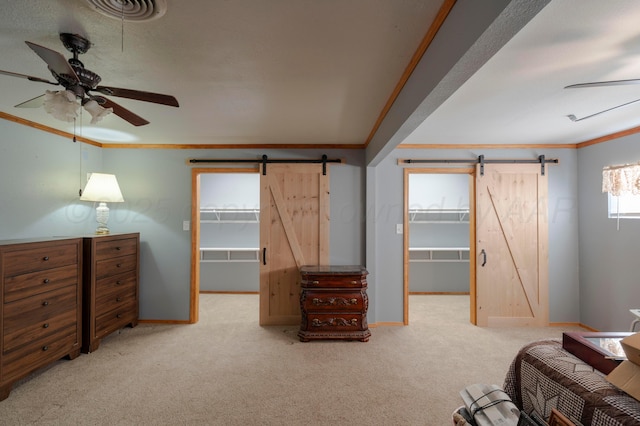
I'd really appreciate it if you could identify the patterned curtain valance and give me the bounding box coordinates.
[602,163,640,196]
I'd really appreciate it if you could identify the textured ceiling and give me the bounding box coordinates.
[3,0,640,151]
[0,0,440,146]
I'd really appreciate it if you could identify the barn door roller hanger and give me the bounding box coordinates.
[189,155,342,175]
[401,155,558,176]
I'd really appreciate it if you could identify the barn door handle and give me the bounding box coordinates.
[262,247,267,265]
[480,249,487,267]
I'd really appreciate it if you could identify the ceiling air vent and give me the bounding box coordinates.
[84,0,167,22]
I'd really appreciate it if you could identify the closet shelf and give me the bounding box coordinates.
[408,208,469,223]
[200,247,260,263]
[408,247,469,262]
[200,208,260,223]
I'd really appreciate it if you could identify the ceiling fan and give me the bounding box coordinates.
[565,79,640,122]
[0,33,179,126]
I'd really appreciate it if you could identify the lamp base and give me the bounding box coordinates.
[94,202,111,235]
[95,226,110,235]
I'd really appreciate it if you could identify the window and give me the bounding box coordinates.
[608,193,640,219]
[603,162,640,224]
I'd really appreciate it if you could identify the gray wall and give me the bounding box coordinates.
[6,115,633,330]
[367,147,580,324]
[0,119,365,321]
[578,134,640,331]
[0,121,102,239]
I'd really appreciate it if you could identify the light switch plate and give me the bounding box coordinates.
[396,224,403,234]
[183,220,190,231]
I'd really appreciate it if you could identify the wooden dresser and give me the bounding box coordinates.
[82,233,139,353]
[0,237,82,400]
[298,265,370,342]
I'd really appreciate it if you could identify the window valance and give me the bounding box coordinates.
[602,163,640,196]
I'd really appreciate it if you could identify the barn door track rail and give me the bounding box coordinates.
[189,155,342,175]
[401,155,558,176]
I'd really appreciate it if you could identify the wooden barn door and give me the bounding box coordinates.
[259,164,330,326]
[475,163,548,327]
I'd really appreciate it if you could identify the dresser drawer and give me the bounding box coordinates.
[3,285,77,334]
[2,243,79,277]
[94,301,137,338]
[3,308,77,353]
[94,283,137,318]
[301,290,364,311]
[94,237,137,261]
[4,264,78,303]
[96,255,137,279]
[95,269,137,297]
[1,328,78,383]
[305,313,367,331]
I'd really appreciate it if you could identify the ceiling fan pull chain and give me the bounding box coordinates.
[121,1,125,52]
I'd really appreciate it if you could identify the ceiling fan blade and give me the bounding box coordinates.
[565,78,640,89]
[567,97,640,122]
[95,86,179,107]
[97,96,150,126]
[25,41,78,83]
[0,69,58,85]
[15,94,45,108]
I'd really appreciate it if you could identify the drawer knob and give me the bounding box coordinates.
[116,297,122,302]
[116,246,121,251]
[42,301,49,306]
[43,278,50,284]
[42,346,49,351]
[351,281,358,284]
[117,263,122,268]
[43,256,49,261]
[116,281,122,285]
[116,313,122,319]
[311,280,320,285]
[43,323,49,329]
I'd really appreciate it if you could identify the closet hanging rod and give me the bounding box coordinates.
[400,155,558,176]
[188,155,342,175]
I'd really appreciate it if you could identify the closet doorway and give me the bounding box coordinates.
[190,163,330,324]
[191,168,260,322]
[403,168,474,324]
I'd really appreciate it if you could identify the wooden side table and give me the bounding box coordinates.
[298,265,370,342]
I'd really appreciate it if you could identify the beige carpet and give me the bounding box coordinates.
[0,295,584,425]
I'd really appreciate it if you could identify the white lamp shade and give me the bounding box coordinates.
[80,173,125,202]
[83,99,113,124]
[43,90,80,122]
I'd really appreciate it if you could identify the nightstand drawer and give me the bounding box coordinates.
[95,237,137,261]
[305,313,367,331]
[3,308,77,353]
[96,255,137,279]
[300,276,366,288]
[301,290,365,311]
[3,243,78,277]
[4,265,78,303]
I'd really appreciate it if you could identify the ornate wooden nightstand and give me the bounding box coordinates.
[298,265,370,342]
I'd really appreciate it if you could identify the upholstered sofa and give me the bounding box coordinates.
[504,339,640,425]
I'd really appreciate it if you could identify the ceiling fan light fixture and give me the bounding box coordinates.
[43,89,80,122]
[84,99,113,124]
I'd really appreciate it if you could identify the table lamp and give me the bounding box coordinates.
[80,173,124,234]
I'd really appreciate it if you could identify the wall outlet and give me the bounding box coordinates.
[183,220,190,231]
[396,224,403,234]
